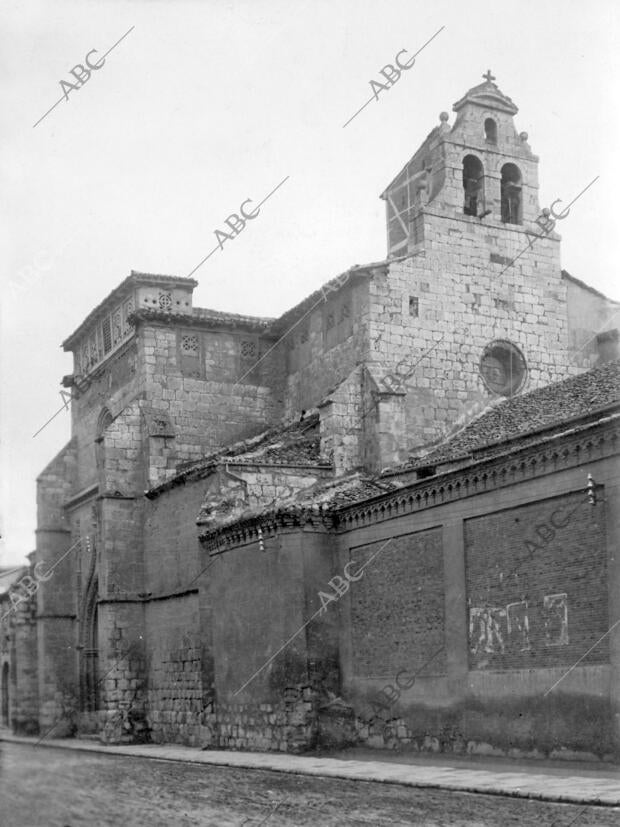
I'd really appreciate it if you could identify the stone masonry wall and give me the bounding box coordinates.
[217,686,319,752]
[369,225,576,454]
[284,279,372,418]
[99,607,149,744]
[143,479,204,598]
[1,586,39,735]
[36,440,78,734]
[142,478,211,746]
[564,276,619,369]
[139,323,281,481]
[145,596,213,747]
[319,366,365,476]
[71,340,142,492]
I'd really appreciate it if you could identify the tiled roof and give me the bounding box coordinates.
[193,307,275,326]
[0,566,28,596]
[320,475,402,508]
[131,307,274,332]
[63,272,198,350]
[272,473,400,512]
[200,362,619,540]
[190,411,322,467]
[198,472,402,539]
[64,259,389,352]
[147,412,325,498]
[397,360,620,472]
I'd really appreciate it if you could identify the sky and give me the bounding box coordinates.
[1,0,618,566]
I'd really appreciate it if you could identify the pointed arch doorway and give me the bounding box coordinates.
[80,579,100,713]
[2,662,9,726]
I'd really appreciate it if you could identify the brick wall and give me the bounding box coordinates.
[465,492,608,671]
[349,528,446,677]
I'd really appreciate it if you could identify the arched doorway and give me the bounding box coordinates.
[80,579,99,713]
[1,662,9,726]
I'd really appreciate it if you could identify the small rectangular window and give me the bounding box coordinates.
[409,296,419,317]
[179,330,202,377]
[181,334,199,355]
[238,335,260,383]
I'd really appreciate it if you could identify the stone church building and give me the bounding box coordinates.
[3,73,619,759]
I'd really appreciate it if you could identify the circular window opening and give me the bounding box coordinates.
[480,340,527,396]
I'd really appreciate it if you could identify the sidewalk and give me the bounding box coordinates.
[1,731,618,807]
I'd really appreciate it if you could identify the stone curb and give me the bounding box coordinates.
[2,733,618,807]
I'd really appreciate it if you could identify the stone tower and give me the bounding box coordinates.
[369,71,575,464]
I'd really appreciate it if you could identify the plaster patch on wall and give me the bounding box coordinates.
[506,600,530,652]
[469,607,506,662]
[543,593,569,646]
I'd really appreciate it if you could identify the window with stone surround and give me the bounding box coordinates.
[158,291,172,311]
[178,330,202,377]
[238,334,261,384]
[95,408,113,471]
[480,340,527,396]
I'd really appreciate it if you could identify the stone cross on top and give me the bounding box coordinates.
[483,69,496,83]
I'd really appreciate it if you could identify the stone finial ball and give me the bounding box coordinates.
[439,111,449,122]
[520,131,528,141]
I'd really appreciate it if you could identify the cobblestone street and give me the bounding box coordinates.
[1,742,618,827]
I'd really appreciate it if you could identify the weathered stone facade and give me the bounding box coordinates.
[4,73,619,761]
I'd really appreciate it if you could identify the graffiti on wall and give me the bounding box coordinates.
[542,593,569,646]
[506,600,530,652]
[469,594,569,667]
[469,607,506,658]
